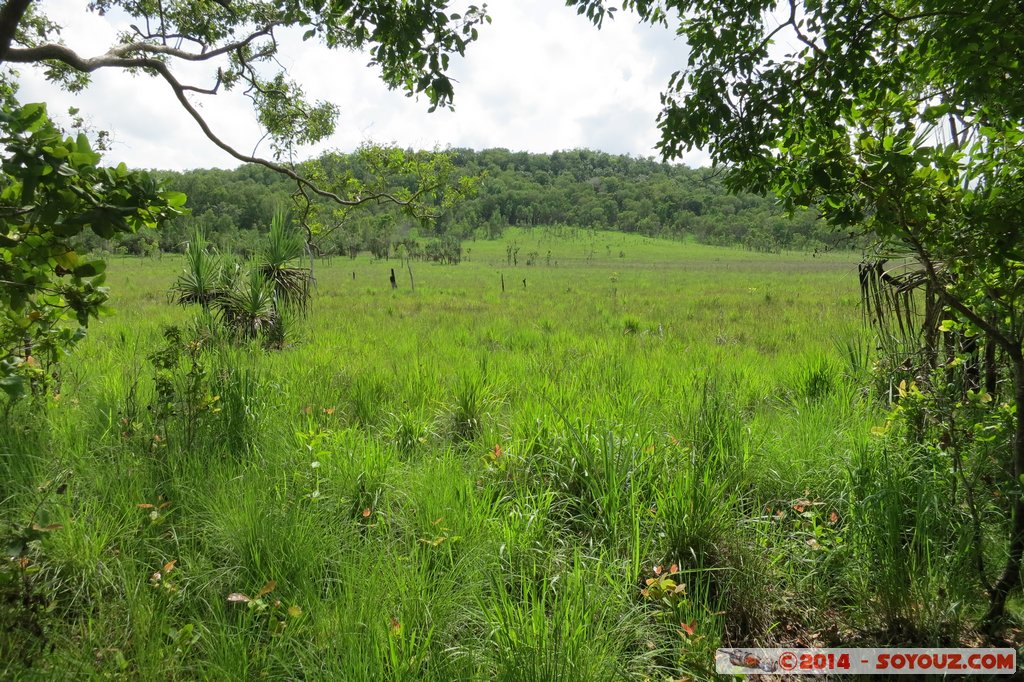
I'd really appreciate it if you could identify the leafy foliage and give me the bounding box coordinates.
[219,269,279,342]
[170,230,225,308]
[259,208,311,311]
[141,148,837,256]
[0,93,184,400]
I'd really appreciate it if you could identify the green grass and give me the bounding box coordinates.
[0,227,997,679]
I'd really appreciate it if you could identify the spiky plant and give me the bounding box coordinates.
[215,269,277,341]
[171,229,225,309]
[169,214,312,345]
[260,208,312,313]
[858,257,945,366]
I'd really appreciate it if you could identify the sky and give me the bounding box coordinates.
[13,0,708,171]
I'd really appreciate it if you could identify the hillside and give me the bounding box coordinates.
[93,149,847,256]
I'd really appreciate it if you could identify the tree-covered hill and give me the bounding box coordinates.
[96,148,848,256]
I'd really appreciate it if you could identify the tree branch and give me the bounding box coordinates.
[3,42,430,212]
[109,25,275,62]
[901,227,1021,359]
[0,0,32,62]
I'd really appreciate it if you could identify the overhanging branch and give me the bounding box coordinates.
[3,42,435,213]
[0,0,32,62]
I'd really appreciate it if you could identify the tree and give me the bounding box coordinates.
[0,89,184,399]
[170,214,312,347]
[570,0,1024,628]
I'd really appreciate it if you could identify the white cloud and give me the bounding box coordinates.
[12,0,709,170]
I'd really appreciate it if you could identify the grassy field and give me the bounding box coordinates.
[2,227,997,679]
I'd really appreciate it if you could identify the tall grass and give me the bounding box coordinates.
[4,229,986,680]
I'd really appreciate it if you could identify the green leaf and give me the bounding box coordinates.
[159,190,188,208]
[73,260,107,277]
[55,250,80,270]
[75,132,91,153]
[0,374,26,400]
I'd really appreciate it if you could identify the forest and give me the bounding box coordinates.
[88,149,834,258]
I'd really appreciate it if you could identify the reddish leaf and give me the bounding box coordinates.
[362,507,372,518]
[163,559,177,573]
[680,621,697,637]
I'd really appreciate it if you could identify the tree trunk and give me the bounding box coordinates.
[985,337,998,396]
[0,0,33,62]
[983,355,1024,631]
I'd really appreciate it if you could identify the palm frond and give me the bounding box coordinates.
[260,207,313,311]
[263,207,306,267]
[215,268,277,341]
[859,258,946,366]
[171,229,225,307]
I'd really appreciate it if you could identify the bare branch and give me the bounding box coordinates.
[754,0,797,59]
[109,25,275,62]
[180,68,221,95]
[130,27,206,51]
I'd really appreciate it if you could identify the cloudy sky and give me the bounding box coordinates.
[14,0,706,171]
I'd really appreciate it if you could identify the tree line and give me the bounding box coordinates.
[84,148,848,257]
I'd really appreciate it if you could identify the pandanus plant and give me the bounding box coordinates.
[170,210,312,345]
[259,208,313,314]
[171,230,225,309]
[218,268,277,341]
